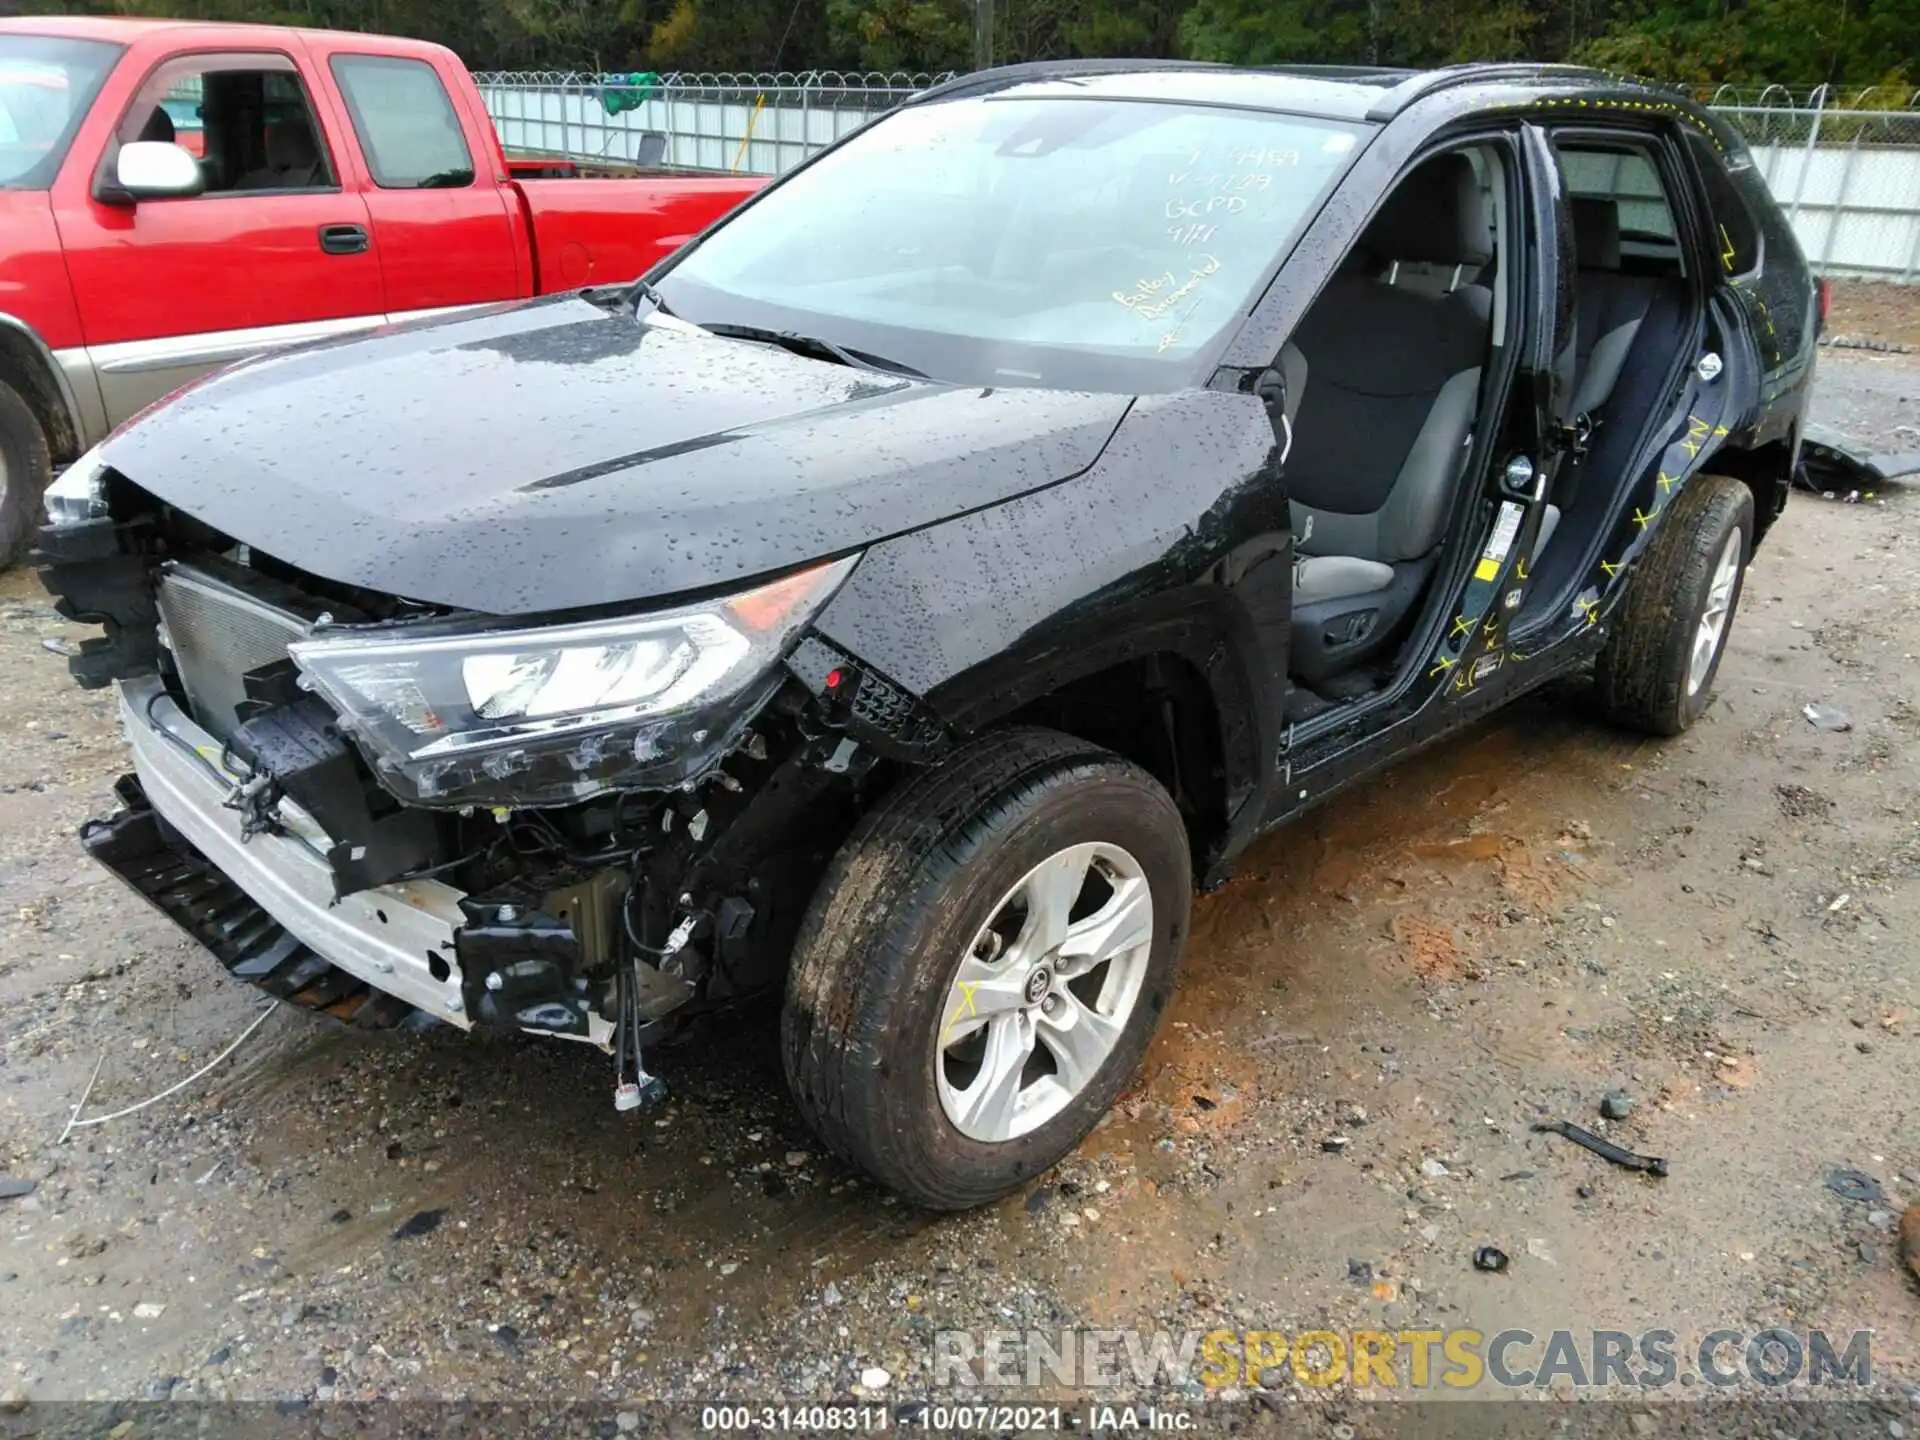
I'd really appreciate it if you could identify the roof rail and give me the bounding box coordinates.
[909,57,1234,106]
[1363,62,1607,121]
[1258,64,1419,84]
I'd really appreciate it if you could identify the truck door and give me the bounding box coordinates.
[316,49,523,317]
[51,49,384,427]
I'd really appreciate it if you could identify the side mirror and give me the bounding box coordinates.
[1253,366,1293,464]
[110,141,204,202]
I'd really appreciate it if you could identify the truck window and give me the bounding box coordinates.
[329,55,475,190]
[112,55,336,195]
[0,35,122,190]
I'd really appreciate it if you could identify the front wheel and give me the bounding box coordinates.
[0,380,54,570]
[781,728,1191,1210]
[1594,472,1754,736]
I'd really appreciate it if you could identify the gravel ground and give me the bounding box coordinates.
[1,350,1919,1422]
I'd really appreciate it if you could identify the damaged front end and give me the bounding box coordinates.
[38,462,944,1105]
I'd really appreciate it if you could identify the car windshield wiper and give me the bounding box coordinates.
[695,321,925,378]
[630,279,674,317]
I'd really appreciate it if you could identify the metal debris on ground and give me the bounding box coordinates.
[1802,703,1853,732]
[1825,1168,1885,1205]
[1531,1119,1669,1177]
[0,1178,38,1201]
[1472,1245,1510,1273]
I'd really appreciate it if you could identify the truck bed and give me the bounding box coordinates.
[514,173,764,292]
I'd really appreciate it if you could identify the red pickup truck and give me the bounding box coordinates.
[0,16,764,561]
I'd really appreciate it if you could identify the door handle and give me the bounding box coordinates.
[318,223,369,256]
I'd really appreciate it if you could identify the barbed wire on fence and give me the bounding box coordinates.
[1696,83,1920,111]
[472,70,954,92]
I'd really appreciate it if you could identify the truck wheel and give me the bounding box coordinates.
[0,380,54,570]
[1594,473,1754,736]
[782,728,1191,1210]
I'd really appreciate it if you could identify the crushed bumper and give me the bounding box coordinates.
[85,677,471,1027]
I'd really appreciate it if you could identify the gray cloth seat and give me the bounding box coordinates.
[1568,197,1659,420]
[1527,199,1663,568]
[1284,153,1494,685]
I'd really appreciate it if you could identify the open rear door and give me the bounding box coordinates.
[1421,123,1578,702]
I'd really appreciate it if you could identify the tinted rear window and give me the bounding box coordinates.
[1685,129,1761,276]
[330,54,474,189]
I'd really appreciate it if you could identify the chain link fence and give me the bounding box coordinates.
[1701,87,1920,280]
[472,71,944,175]
[475,72,1920,281]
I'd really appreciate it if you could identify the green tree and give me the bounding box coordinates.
[824,0,972,71]
[33,0,1917,86]
[648,0,832,71]
[1178,0,1375,65]
[1578,0,1920,86]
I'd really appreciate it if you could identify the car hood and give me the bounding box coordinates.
[100,295,1133,615]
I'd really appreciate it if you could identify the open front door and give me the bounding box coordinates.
[1421,123,1578,703]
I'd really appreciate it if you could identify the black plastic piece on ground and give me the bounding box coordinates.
[1531,1119,1669,1176]
[1825,1168,1884,1204]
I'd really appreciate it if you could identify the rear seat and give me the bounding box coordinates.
[1568,197,1661,420]
[1529,198,1672,564]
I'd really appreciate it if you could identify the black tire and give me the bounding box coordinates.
[0,379,54,570]
[781,727,1191,1210]
[1594,472,1754,736]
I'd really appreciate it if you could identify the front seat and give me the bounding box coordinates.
[1283,154,1494,686]
[136,105,176,145]
[235,120,324,190]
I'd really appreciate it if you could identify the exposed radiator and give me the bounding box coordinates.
[156,566,311,743]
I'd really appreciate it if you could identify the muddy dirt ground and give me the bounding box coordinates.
[2,345,1919,1421]
[1829,280,1920,354]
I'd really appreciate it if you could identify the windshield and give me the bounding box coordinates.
[0,36,121,190]
[658,95,1368,392]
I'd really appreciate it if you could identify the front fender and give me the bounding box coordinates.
[812,388,1291,845]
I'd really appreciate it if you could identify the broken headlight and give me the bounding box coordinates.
[289,556,857,807]
[43,443,111,526]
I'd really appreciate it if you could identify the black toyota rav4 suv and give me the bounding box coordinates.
[39,60,1817,1209]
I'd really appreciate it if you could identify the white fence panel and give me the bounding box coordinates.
[1749,142,1920,279]
[473,73,925,177]
[474,74,1920,281]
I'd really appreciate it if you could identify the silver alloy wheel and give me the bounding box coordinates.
[0,449,10,516]
[935,841,1154,1143]
[1687,528,1744,696]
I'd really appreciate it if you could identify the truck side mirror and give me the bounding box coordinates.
[108,141,205,203]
